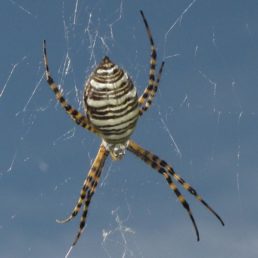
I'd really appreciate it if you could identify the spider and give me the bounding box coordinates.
[43,10,224,249]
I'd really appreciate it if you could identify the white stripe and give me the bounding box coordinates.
[104,128,135,141]
[87,87,137,107]
[90,108,138,127]
[90,73,128,89]
[96,65,118,74]
[98,87,132,99]
[91,82,129,95]
[92,103,137,118]
[89,97,136,112]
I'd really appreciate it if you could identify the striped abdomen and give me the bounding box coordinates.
[84,56,139,144]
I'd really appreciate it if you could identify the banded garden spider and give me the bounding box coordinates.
[43,10,224,249]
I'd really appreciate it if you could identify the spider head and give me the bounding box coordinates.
[102,140,128,160]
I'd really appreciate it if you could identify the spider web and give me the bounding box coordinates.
[1,1,258,258]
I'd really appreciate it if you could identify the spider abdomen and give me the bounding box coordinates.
[84,56,139,144]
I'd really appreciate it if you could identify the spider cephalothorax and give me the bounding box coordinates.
[102,140,129,160]
[43,10,224,252]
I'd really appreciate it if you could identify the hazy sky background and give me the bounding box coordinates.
[1,0,258,257]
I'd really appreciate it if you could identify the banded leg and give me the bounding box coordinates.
[72,165,103,246]
[43,40,98,134]
[139,62,165,116]
[151,155,225,226]
[138,10,165,115]
[57,144,109,246]
[127,139,224,240]
[56,167,97,224]
[127,140,199,240]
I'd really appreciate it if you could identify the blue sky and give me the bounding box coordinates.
[1,0,258,257]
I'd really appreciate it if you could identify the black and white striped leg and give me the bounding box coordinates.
[152,156,225,226]
[71,144,108,246]
[57,144,109,247]
[127,139,224,241]
[138,10,165,115]
[43,40,98,134]
[139,61,165,115]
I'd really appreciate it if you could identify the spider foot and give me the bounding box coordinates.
[56,216,73,224]
[65,245,74,258]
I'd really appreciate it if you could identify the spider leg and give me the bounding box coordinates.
[139,62,165,116]
[154,157,225,226]
[56,174,92,224]
[127,140,224,240]
[71,144,109,247]
[127,140,199,240]
[72,177,97,246]
[57,144,109,226]
[161,169,199,240]
[138,10,165,115]
[43,40,98,134]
